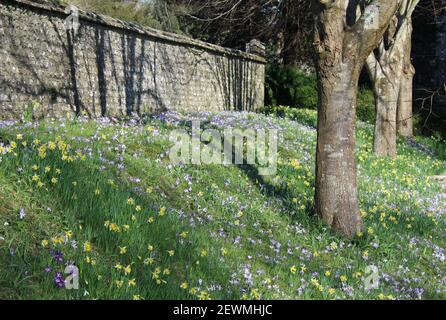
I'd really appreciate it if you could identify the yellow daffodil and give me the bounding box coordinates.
[180,282,188,290]
[114,263,123,270]
[124,265,132,275]
[199,291,211,300]
[128,279,136,287]
[83,241,92,252]
[290,265,297,274]
[250,289,260,300]
[180,231,188,238]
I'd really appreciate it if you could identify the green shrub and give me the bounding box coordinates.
[265,64,318,109]
[265,64,376,124]
[357,87,375,124]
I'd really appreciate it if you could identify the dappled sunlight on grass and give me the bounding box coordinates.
[1,110,446,299]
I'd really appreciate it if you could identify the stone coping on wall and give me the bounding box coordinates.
[2,0,267,64]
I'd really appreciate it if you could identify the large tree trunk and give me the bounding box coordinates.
[316,64,363,238]
[313,0,400,238]
[397,19,415,138]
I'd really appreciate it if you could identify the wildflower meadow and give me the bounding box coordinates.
[1,109,445,300]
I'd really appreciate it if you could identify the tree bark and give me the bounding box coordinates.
[397,18,415,138]
[315,64,363,238]
[313,0,401,238]
[373,77,399,157]
[366,1,419,156]
[366,49,401,158]
[398,71,415,137]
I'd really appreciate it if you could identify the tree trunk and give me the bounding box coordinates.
[367,12,418,156]
[397,19,415,138]
[373,77,399,157]
[398,69,415,137]
[315,64,363,238]
[367,2,419,148]
[313,0,400,238]
[367,52,400,158]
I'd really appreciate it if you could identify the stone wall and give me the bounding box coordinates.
[0,0,266,119]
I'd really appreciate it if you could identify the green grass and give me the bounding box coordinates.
[0,110,446,300]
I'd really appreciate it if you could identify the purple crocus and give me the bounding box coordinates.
[54,272,65,288]
[18,208,25,220]
[50,250,64,263]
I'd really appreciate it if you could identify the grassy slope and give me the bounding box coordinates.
[0,110,445,300]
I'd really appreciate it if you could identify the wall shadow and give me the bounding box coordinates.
[0,1,264,118]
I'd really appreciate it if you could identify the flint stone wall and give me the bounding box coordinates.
[0,0,266,119]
